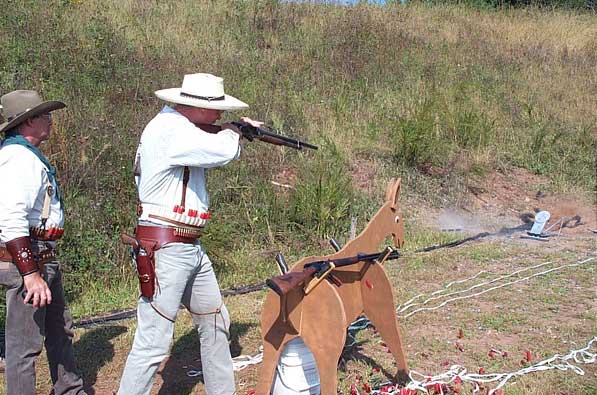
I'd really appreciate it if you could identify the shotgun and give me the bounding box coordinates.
[195,121,318,151]
[266,247,400,297]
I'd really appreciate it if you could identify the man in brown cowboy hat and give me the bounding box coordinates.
[0,90,87,395]
[117,73,262,395]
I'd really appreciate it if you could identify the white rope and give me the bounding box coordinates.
[186,348,264,377]
[397,258,556,313]
[370,337,597,394]
[396,269,490,312]
[347,316,375,347]
[399,255,595,319]
[232,349,264,371]
[347,255,594,335]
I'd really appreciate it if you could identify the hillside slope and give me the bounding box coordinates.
[0,0,595,352]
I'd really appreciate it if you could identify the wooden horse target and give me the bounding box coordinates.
[257,178,408,394]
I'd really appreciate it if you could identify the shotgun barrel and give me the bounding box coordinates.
[232,122,318,150]
[195,122,318,151]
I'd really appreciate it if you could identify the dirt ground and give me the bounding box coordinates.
[2,169,595,395]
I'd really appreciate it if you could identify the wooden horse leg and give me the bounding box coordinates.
[256,339,284,394]
[361,264,409,382]
[300,283,348,395]
[301,332,345,395]
[257,292,299,394]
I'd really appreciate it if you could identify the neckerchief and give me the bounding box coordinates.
[2,132,62,204]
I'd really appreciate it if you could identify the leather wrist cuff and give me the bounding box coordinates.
[5,236,38,276]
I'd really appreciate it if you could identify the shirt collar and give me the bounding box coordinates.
[161,105,178,115]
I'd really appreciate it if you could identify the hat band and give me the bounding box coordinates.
[6,108,30,122]
[180,92,225,101]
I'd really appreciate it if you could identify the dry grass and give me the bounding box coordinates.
[1,230,594,395]
[0,2,595,393]
[1,2,594,293]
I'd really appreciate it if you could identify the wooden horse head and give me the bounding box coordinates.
[341,177,404,255]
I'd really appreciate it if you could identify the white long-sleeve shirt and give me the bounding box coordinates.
[136,106,241,227]
[0,144,64,242]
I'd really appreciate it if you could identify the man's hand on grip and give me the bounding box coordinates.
[23,272,52,308]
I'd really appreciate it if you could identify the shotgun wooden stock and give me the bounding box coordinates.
[265,265,318,297]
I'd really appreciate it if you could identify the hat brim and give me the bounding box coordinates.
[0,101,65,133]
[155,88,249,111]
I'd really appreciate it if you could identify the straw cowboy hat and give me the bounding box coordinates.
[0,90,65,134]
[155,73,248,111]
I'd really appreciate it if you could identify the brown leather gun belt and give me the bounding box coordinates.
[0,247,56,266]
[135,225,200,250]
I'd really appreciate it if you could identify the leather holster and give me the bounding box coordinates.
[127,225,198,299]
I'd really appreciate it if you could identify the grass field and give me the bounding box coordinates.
[1,0,595,298]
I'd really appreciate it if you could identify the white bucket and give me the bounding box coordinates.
[530,211,550,235]
[271,337,321,395]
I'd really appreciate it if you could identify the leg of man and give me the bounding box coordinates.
[44,263,87,395]
[2,264,45,395]
[118,243,198,395]
[182,245,235,395]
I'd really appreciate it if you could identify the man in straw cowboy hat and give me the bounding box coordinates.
[0,90,87,395]
[117,73,262,395]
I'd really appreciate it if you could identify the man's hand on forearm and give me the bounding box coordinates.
[239,117,264,128]
[221,117,264,141]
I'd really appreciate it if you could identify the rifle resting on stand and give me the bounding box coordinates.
[266,247,400,297]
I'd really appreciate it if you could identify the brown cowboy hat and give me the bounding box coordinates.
[0,90,65,133]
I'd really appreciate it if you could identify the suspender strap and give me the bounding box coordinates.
[133,150,141,178]
[180,166,189,210]
[40,182,53,228]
